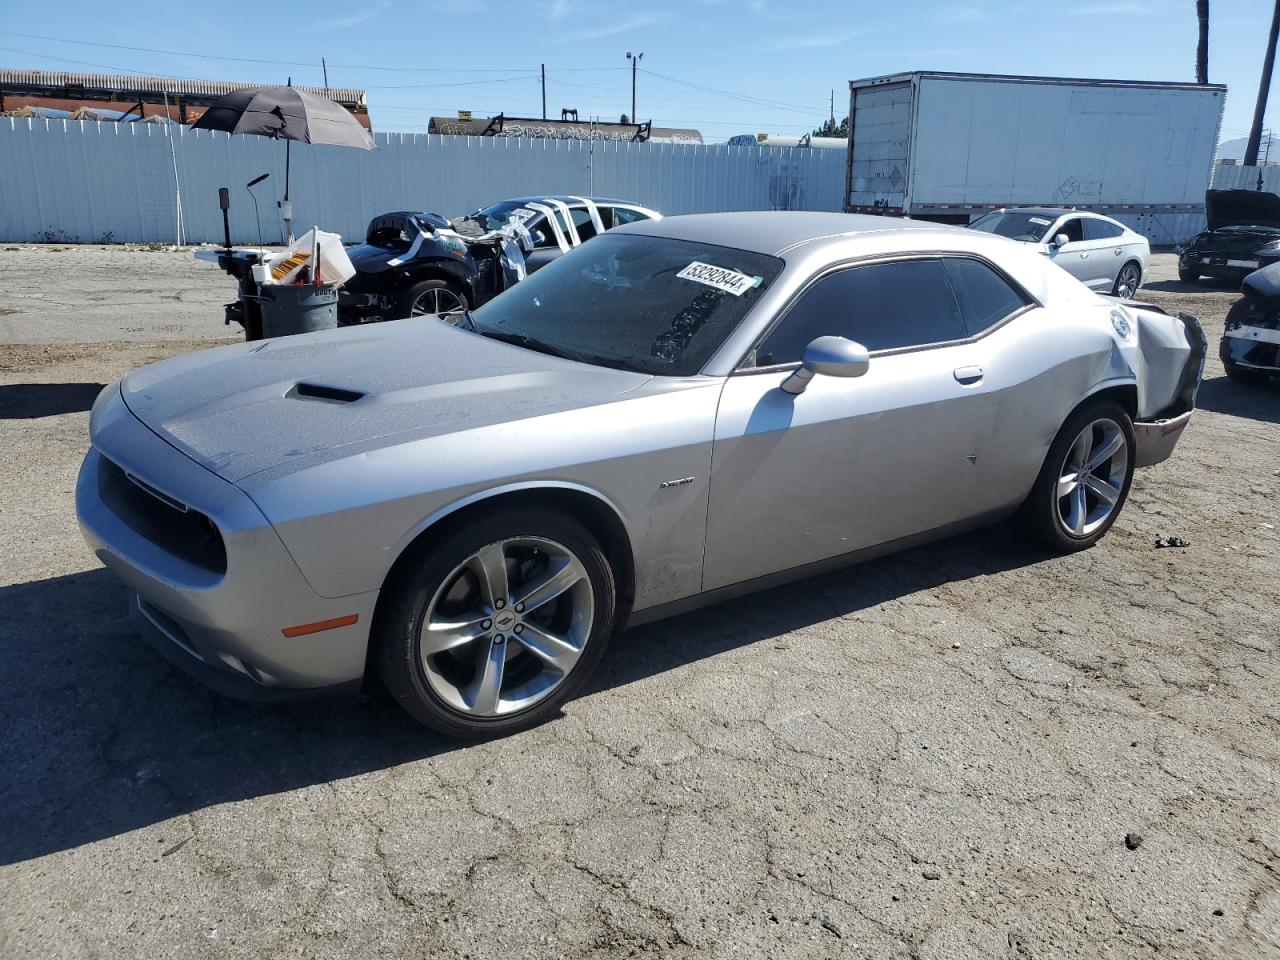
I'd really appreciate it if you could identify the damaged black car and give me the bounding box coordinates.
[1221,262,1280,383]
[337,196,660,324]
[1179,189,1280,285]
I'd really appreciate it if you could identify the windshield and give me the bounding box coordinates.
[968,211,1057,242]
[471,233,784,376]
[471,200,539,233]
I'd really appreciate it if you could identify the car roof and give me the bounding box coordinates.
[499,195,645,208]
[993,207,1115,220]
[615,211,973,257]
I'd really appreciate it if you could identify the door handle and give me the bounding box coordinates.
[953,365,984,385]
[1079,251,1090,259]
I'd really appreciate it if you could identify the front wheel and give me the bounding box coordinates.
[375,509,617,739]
[1021,399,1136,552]
[1223,358,1266,384]
[1112,261,1142,299]
[1178,266,1201,284]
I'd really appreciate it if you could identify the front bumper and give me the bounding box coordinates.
[1220,330,1280,374]
[76,385,378,699]
[1180,252,1256,281]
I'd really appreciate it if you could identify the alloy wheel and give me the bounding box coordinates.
[418,537,594,717]
[409,286,466,319]
[1056,417,1128,538]
[1115,263,1140,299]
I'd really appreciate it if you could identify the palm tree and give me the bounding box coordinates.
[1196,0,1209,83]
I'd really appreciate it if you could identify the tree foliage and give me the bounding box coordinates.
[812,116,849,139]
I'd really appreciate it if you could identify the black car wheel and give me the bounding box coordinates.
[396,279,468,321]
[1178,265,1201,283]
[375,508,617,739]
[1021,398,1135,553]
[1223,358,1267,384]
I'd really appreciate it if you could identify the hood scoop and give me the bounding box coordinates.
[287,382,365,405]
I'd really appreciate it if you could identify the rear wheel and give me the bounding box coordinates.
[1112,261,1142,299]
[395,279,468,322]
[1022,399,1135,552]
[1178,266,1201,283]
[375,509,617,739]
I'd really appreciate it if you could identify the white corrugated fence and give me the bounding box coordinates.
[3,119,1275,246]
[0,119,847,244]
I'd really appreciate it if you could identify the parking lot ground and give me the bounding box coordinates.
[1,250,1278,959]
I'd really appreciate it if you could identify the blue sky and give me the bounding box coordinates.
[0,0,1272,144]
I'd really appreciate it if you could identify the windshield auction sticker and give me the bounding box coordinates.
[1028,216,1052,226]
[677,261,761,296]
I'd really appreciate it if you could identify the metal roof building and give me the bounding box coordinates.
[428,114,702,143]
[0,69,370,128]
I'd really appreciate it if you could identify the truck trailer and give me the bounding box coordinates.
[845,71,1226,242]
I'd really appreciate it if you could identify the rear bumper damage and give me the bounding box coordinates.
[1133,410,1193,468]
[1129,307,1207,468]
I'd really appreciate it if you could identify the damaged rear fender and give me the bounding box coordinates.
[1111,301,1206,467]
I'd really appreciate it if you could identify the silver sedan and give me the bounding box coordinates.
[77,212,1204,738]
[969,208,1150,299]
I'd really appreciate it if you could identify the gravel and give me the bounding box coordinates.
[1,249,1278,959]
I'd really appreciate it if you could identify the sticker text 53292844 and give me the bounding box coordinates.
[676,262,762,297]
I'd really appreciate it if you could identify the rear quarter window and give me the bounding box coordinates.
[942,258,1032,334]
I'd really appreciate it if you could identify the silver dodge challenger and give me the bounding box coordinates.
[78,212,1205,738]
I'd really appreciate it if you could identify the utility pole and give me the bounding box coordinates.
[322,57,329,92]
[1195,0,1209,84]
[830,89,834,124]
[541,64,547,120]
[626,51,644,122]
[1245,0,1280,167]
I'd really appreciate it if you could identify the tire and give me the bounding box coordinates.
[1223,358,1266,384]
[1178,266,1200,283]
[1112,261,1142,299]
[375,508,617,739]
[1021,398,1136,553]
[394,279,468,321]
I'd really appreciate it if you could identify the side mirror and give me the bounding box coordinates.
[530,229,547,246]
[781,336,870,395]
[1052,233,1070,249]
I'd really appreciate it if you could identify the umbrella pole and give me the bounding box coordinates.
[281,138,294,244]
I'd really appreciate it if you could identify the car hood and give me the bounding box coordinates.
[120,321,652,483]
[1206,189,1280,231]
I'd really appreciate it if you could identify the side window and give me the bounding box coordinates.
[569,207,598,241]
[524,213,560,249]
[1084,218,1124,241]
[612,207,651,226]
[528,215,558,249]
[1057,218,1085,244]
[754,259,966,367]
[942,258,1032,334]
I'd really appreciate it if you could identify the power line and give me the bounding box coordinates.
[637,67,816,114]
[363,75,541,91]
[0,31,631,76]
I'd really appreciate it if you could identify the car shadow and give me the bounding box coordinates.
[0,525,1048,866]
[1195,374,1280,424]
[1142,278,1241,294]
[594,523,1046,694]
[0,383,104,419]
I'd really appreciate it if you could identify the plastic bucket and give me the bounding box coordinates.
[258,284,339,338]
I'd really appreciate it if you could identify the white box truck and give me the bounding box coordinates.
[845,71,1226,241]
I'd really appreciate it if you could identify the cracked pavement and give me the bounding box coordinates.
[0,251,1277,958]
